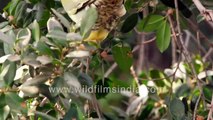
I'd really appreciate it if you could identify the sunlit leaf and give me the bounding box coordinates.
[51,8,71,30]
[32,20,40,43]
[47,17,63,32]
[80,7,98,37]
[0,31,14,44]
[22,74,49,86]
[16,28,31,48]
[66,50,90,58]
[0,106,10,120]
[46,30,67,41]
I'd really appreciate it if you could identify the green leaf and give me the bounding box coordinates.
[32,20,40,43]
[64,103,84,120]
[0,94,6,108]
[34,3,50,27]
[46,30,67,41]
[124,0,133,11]
[169,97,185,120]
[16,28,32,48]
[5,92,27,113]
[0,106,10,120]
[112,44,133,72]
[80,7,98,37]
[156,20,171,52]
[0,31,14,44]
[203,85,213,102]
[51,8,71,30]
[23,10,35,27]
[137,15,164,32]
[0,22,9,29]
[13,1,27,27]
[35,111,57,120]
[95,79,111,99]
[47,17,63,32]
[36,41,54,56]
[149,70,165,87]
[4,30,15,54]
[175,84,191,97]
[6,0,20,15]
[138,103,154,119]
[121,13,138,33]
[0,60,16,86]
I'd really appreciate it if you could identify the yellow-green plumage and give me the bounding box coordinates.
[61,0,126,43]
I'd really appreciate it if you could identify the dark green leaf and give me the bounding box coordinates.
[64,103,84,120]
[169,97,185,120]
[138,103,154,119]
[36,41,54,56]
[203,85,213,102]
[137,15,164,32]
[0,94,6,108]
[112,44,133,72]
[175,84,191,97]
[96,79,111,99]
[35,111,57,120]
[149,70,165,87]
[121,13,138,33]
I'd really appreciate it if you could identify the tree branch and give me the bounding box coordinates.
[192,0,213,21]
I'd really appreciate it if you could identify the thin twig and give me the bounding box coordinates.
[192,0,213,21]
[186,19,213,47]
[104,63,117,78]
[203,48,213,62]
[174,1,204,119]
[168,14,178,64]
[130,66,140,87]
[207,93,213,120]
[184,30,207,55]
[194,93,202,120]
[136,5,149,74]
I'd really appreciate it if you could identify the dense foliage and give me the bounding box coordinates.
[0,0,213,120]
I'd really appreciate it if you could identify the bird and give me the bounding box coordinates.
[160,0,192,18]
[61,0,126,43]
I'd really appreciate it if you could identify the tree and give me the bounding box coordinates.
[0,0,212,119]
